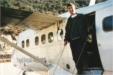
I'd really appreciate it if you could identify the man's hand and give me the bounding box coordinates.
[64,41,68,46]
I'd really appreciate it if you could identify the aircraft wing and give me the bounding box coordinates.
[16,12,65,30]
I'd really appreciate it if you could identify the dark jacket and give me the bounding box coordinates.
[64,14,89,42]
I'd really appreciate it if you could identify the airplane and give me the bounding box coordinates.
[0,0,113,75]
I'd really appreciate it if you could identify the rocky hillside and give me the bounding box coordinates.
[0,0,95,15]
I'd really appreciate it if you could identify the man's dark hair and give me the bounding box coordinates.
[67,3,74,8]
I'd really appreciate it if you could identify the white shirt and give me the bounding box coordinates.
[71,14,77,18]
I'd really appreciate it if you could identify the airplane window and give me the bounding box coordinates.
[22,41,25,48]
[26,39,30,47]
[48,32,54,43]
[41,34,46,44]
[103,16,113,32]
[57,29,63,41]
[35,36,39,45]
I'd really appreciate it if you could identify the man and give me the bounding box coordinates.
[64,3,89,74]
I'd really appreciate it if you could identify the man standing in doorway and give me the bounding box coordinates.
[64,3,89,74]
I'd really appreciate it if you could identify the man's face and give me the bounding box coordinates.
[67,5,76,15]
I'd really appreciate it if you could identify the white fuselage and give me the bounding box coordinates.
[12,21,76,74]
[96,5,113,72]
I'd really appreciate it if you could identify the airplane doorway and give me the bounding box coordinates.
[79,12,103,70]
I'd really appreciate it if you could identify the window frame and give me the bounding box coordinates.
[57,29,64,41]
[35,36,39,45]
[22,40,25,48]
[41,34,46,44]
[26,39,30,47]
[48,32,54,43]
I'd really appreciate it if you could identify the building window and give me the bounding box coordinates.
[57,29,63,40]
[22,41,25,48]
[48,32,53,43]
[26,39,29,47]
[35,36,39,45]
[41,34,46,44]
